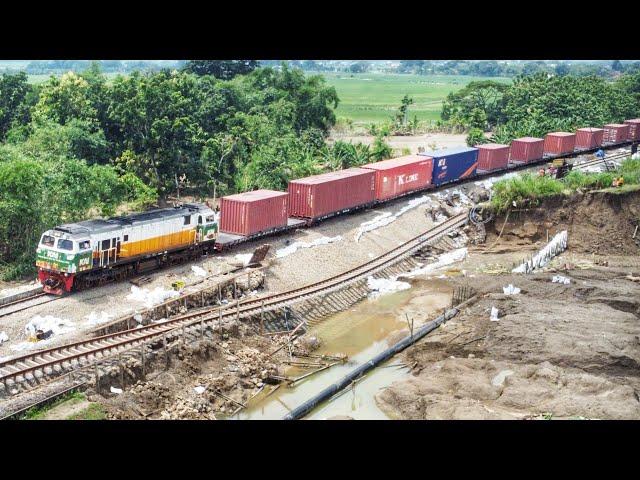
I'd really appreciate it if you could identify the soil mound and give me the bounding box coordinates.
[486,189,640,255]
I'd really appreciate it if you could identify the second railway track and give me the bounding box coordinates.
[0,211,469,397]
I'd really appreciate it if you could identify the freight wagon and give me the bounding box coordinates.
[361,155,433,201]
[35,116,640,295]
[476,144,510,172]
[543,132,576,156]
[418,147,478,186]
[288,168,376,220]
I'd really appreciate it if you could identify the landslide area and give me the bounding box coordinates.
[376,189,640,420]
[484,188,640,255]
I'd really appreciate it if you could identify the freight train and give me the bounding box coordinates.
[36,118,640,294]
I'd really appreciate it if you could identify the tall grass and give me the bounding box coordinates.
[490,157,640,212]
[491,173,565,212]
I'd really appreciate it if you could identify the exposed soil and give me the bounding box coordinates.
[376,189,640,419]
[94,323,303,419]
[486,190,640,256]
[329,132,467,155]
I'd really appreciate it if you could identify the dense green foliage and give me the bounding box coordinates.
[444,72,640,144]
[182,60,259,79]
[0,63,391,280]
[490,158,640,212]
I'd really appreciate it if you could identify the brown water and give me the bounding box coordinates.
[237,279,452,420]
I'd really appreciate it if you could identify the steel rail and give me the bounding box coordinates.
[0,212,468,391]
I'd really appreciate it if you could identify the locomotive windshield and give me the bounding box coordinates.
[41,235,55,247]
[58,239,74,251]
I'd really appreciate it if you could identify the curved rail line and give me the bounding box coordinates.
[0,147,633,398]
[0,212,468,394]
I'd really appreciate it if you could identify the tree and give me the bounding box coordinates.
[555,63,570,76]
[612,60,623,72]
[0,72,34,140]
[32,72,98,126]
[466,128,486,147]
[349,62,369,74]
[182,60,259,79]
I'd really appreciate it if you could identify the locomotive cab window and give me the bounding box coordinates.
[198,215,203,224]
[41,235,55,247]
[184,215,191,225]
[79,240,90,250]
[58,239,73,251]
[206,215,215,223]
[101,239,110,250]
[123,235,128,242]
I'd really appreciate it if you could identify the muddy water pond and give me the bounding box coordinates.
[236,278,452,420]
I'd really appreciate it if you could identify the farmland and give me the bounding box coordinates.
[322,72,511,125]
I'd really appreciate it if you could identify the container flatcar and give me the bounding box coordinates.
[476,144,510,172]
[361,155,433,201]
[575,128,604,150]
[288,168,375,220]
[220,189,288,237]
[418,147,478,186]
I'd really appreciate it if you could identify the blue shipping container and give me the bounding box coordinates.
[419,147,479,186]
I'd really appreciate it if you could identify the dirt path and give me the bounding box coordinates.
[329,133,467,154]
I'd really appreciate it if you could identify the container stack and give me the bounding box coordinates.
[575,128,604,150]
[288,168,375,219]
[476,144,510,172]
[543,132,576,155]
[361,155,433,201]
[603,124,630,144]
[509,137,544,164]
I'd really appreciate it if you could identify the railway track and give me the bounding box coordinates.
[0,146,633,410]
[0,211,468,399]
[0,292,60,319]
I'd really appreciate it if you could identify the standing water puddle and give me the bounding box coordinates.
[236,279,452,420]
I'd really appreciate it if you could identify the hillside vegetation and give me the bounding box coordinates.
[0,62,394,280]
[490,158,640,212]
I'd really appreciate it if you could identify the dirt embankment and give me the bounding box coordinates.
[486,189,640,256]
[376,189,640,420]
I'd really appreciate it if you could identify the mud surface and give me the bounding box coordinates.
[376,190,640,420]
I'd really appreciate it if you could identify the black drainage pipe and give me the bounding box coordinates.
[283,304,465,420]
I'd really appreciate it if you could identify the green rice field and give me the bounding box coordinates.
[322,72,511,125]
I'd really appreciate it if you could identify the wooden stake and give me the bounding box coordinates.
[141,346,146,378]
[260,299,265,335]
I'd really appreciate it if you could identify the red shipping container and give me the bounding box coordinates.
[624,119,640,141]
[361,155,433,201]
[509,137,544,163]
[575,128,604,150]
[543,132,576,155]
[220,189,288,236]
[603,124,630,144]
[476,144,510,172]
[288,168,375,219]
